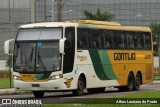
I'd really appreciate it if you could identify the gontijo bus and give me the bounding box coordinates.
[4,20,153,98]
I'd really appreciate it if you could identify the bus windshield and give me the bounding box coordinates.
[13,28,62,72]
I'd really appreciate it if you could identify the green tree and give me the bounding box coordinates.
[84,8,114,21]
[149,23,160,41]
[149,23,160,53]
[149,23,160,43]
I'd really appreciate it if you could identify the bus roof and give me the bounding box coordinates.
[65,20,121,26]
[19,20,151,32]
[19,22,78,28]
[66,20,151,32]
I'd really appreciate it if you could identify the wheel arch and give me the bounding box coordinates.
[129,71,134,78]
[79,73,87,88]
[72,73,86,96]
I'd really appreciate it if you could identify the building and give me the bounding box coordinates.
[0,0,160,59]
[35,0,160,26]
[0,0,31,59]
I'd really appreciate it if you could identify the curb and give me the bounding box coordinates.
[0,90,32,96]
[152,81,160,84]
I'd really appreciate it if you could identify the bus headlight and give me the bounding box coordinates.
[13,75,22,80]
[49,74,63,80]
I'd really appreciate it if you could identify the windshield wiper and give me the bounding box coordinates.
[37,48,47,71]
[26,47,33,66]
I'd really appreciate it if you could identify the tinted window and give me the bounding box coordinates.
[102,30,114,49]
[63,27,75,73]
[135,33,144,49]
[77,28,90,49]
[126,32,135,49]
[77,28,151,51]
[114,31,126,49]
[90,30,101,49]
[144,33,151,50]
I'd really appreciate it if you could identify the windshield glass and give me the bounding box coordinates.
[17,28,62,40]
[14,28,62,72]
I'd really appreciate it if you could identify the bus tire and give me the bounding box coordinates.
[72,76,85,96]
[134,73,141,90]
[126,73,134,91]
[32,91,44,98]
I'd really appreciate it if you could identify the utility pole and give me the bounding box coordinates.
[57,0,62,22]
[31,0,36,23]
[158,33,160,67]
[8,0,12,88]
[52,0,55,22]
[44,0,46,21]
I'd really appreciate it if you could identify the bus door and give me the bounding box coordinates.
[62,27,75,89]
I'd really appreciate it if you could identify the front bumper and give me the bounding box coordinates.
[14,79,63,91]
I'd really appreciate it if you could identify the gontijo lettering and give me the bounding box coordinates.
[114,53,136,60]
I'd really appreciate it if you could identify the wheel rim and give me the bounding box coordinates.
[135,74,140,87]
[78,78,84,92]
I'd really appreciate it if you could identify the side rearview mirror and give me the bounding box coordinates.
[4,39,15,55]
[59,38,66,54]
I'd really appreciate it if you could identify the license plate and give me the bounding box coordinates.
[32,84,40,87]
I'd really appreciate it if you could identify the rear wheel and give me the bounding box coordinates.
[126,73,134,91]
[118,73,134,92]
[72,76,85,96]
[32,91,45,98]
[134,73,141,90]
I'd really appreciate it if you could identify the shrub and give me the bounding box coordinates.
[0,70,10,78]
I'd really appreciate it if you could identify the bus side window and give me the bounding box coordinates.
[77,29,81,49]
[135,33,144,49]
[115,31,126,49]
[77,28,89,49]
[77,30,83,48]
[102,30,114,49]
[83,33,90,48]
[126,32,135,49]
[144,33,151,50]
[90,30,101,49]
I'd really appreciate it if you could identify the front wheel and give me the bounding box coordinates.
[72,76,85,96]
[33,91,45,98]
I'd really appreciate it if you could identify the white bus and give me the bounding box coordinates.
[4,20,153,98]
